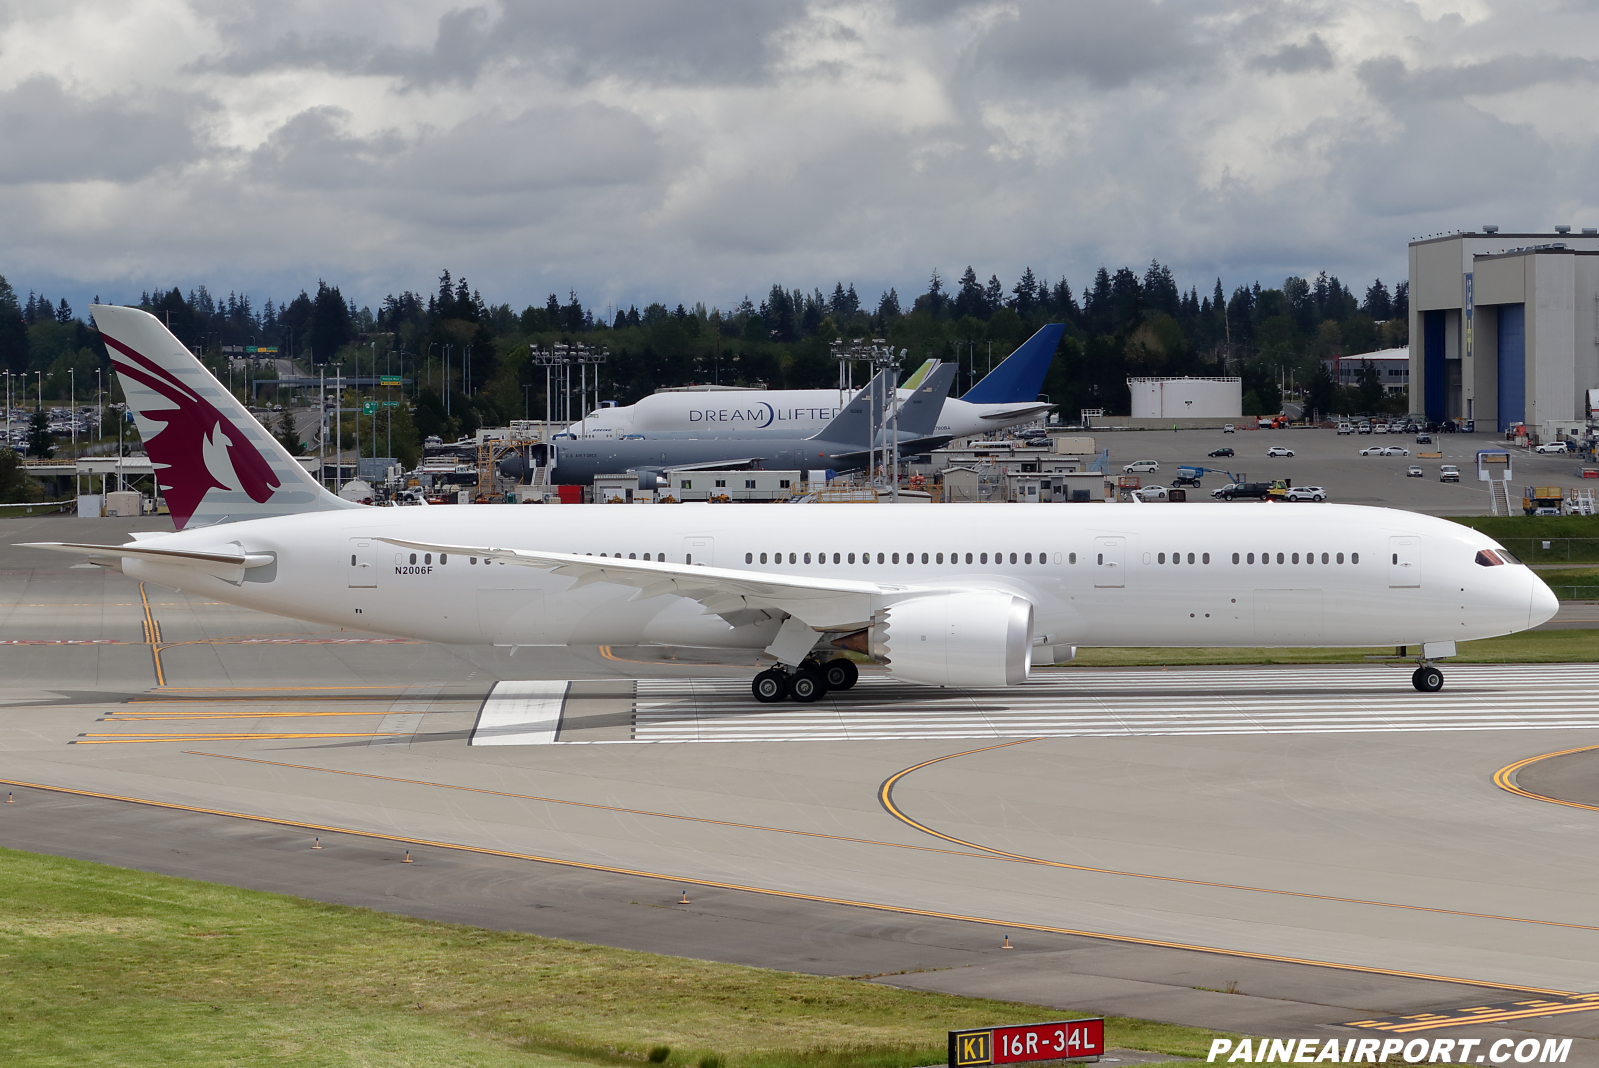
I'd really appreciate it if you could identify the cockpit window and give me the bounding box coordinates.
[1498,548,1521,565]
[1475,549,1505,567]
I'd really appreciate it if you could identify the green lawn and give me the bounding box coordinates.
[0,848,1226,1068]
[1065,628,1598,667]
[1532,567,1599,600]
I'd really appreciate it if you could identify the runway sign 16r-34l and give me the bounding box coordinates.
[949,1019,1106,1067]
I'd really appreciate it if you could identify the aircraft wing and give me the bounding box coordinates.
[660,457,767,472]
[379,537,921,631]
[826,435,952,465]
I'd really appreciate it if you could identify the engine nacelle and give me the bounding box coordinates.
[869,591,1033,687]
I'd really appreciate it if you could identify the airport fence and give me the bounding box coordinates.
[1497,538,1599,564]
[1548,586,1599,601]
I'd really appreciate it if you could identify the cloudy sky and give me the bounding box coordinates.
[3,0,1597,315]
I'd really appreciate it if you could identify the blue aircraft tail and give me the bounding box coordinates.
[959,324,1064,404]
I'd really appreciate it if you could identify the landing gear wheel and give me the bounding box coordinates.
[1412,665,1444,693]
[752,669,788,703]
[821,658,859,690]
[787,668,828,703]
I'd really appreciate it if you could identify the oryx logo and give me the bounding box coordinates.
[102,334,281,530]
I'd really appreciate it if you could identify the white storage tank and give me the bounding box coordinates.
[1128,377,1242,418]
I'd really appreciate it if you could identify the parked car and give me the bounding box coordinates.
[1123,459,1160,473]
[1358,422,1372,434]
[1415,433,1432,444]
[1439,465,1461,482]
[1136,484,1170,501]
[1265,446,1295,457]
[1382,446,1410,456]
[1406,465,1423,477]
[1373,423,1388,434]
[1284,485,1327,502]
[1535,441,1571,454]
[1359,446,1387,456]
[1208,447,1234,457]
[1337,423,1354,435]
[1222,424,1236,433]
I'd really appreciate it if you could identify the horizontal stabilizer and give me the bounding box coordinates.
[19,540,276,585]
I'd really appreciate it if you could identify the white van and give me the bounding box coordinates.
[1337,423,1353,435]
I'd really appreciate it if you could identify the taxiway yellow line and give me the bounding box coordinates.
[877,740,1599,935]
[1493,743,1599,813]
[137,582,165,687]
[184,750,992,861]
[0,774,1573,998]
[72,733,407,744]
[108,712,397,720]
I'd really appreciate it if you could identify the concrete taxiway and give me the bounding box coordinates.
[3,516,1599,1060]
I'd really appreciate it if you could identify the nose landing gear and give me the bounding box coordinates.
[750,657,860,703]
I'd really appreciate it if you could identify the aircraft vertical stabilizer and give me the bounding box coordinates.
[90,304,358,530]
[959,324,1065,404]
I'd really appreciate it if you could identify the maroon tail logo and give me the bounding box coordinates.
[103,334,282,529]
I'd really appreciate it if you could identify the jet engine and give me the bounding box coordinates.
[850,591,1033,687]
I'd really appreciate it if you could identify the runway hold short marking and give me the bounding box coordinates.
[1347,991,1599,1032]
[628,665,1599,743]
[470,681,568,745]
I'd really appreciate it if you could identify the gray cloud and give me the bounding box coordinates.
[975,0,1202,88]
[1250,34,1334,75]
[1359,52,1599,101]
[0,76,205,184]
[8,0,1599,317]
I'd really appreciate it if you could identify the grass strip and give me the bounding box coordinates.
[0,847,1227,1068]
[1065,628,1598,667]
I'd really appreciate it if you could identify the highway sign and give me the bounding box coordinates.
[950,1020,1104,1066]
[362,401,378,415]
[381,375,402,385]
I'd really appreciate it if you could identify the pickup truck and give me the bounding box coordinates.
[1213,481,1275,501]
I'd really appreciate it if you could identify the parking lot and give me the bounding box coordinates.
[1097,426,1590,515]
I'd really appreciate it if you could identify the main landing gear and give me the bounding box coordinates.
[751,657,860,703]
[1412,664,1444,692]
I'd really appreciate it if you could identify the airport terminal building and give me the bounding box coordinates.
[1409,229,1599,439]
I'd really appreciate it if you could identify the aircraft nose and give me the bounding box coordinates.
[1529,573,1559,629]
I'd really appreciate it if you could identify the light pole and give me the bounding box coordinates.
[68,367,75,458]
[335,362,343,494]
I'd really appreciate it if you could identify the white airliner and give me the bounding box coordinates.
[561,324,1065,441]
[28,307,1557,703]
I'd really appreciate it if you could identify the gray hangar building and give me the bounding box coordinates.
[1409,228,1599,439]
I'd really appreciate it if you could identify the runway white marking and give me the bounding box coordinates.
[624,665,1599,743]
[471,681,568,745]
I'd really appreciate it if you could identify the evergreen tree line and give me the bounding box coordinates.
[1,259,1412,471]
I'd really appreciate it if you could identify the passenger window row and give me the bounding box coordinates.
[1230,551,1359,565]
[743,551,1081,566]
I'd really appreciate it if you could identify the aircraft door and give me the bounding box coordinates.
[1388,536,1420,588]
[682,536,714,566]
[1093,536,1124,588]
[348,537,377,588]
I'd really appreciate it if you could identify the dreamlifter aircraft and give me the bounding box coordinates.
[29,307,1557,703]
[559,324,1065,440]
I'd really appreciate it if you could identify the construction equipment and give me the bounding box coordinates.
[1171,465,1245,488]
